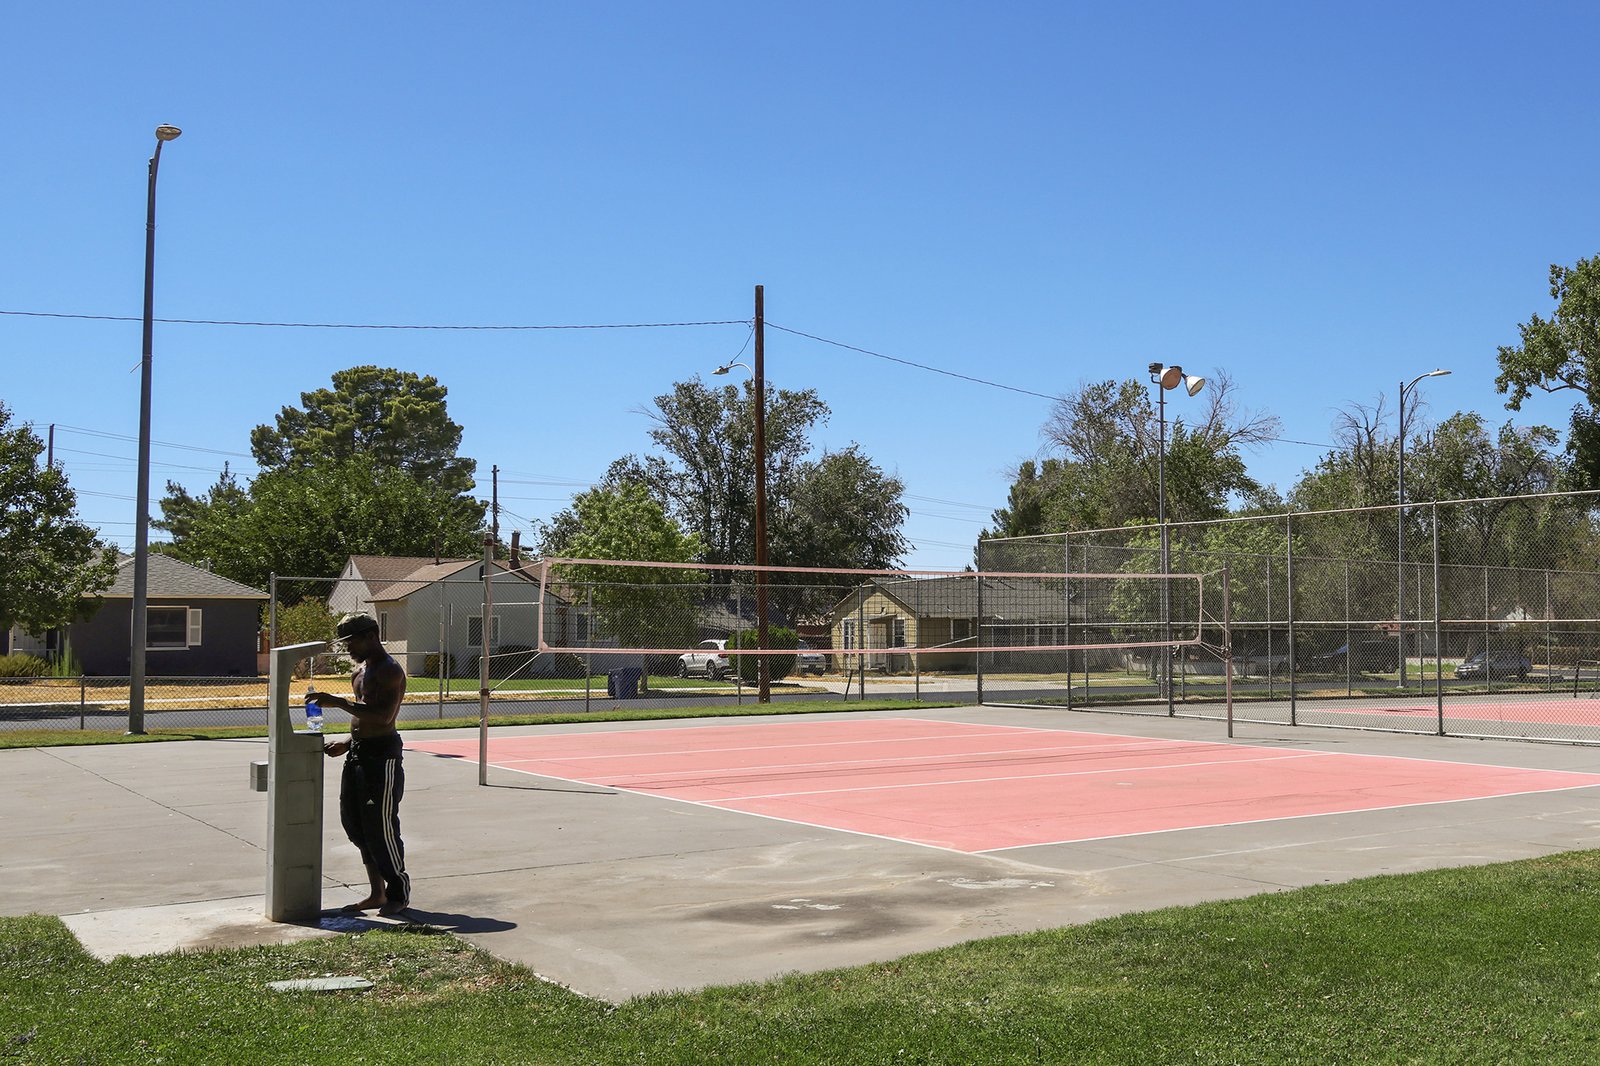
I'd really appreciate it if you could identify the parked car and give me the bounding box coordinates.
[677,639,730,680]
[1304,640,1398,673]
[1455,652,1530,680]
[796,640,827,675]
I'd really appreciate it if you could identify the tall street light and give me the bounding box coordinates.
[1396,367,1450,689]
[713,285,769,703]
[129,123,183,735]
[1148,362,1205,712]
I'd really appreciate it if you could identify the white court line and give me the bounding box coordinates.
[434,754,984,858]
[897,715,1600,780]
[505,739,1247,785]
[695,752,1330,802]
[978,783,1600,853]
[483,724,1154,765]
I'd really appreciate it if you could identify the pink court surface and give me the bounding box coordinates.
[409,716,1600,855]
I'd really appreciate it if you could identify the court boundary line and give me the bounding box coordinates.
[979,782,1600,853]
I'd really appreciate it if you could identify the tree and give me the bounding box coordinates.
[989,371,1280,538]
[1495,255,1600,486]
[0,404,118,635]
[775,446,909,572]
[157,456,486,591]
[633,378,830,568]
[556,482,705,650]
[250,365,477,496]
[579,378,910,575]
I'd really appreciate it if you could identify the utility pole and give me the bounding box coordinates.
[754,285,770,703]
[491,464,500,553]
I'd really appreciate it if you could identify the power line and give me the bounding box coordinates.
[0,308,750,331]
[766,321,1060,401]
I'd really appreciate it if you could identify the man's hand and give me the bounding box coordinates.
[323,739,350,758]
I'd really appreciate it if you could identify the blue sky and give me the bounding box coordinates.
[4,2,1598,572]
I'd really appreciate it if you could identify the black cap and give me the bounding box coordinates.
[336,613,380,640]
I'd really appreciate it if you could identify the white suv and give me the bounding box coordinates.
[677,639,730,680]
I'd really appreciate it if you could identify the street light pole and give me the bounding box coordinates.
[1396,368,1450,689]
[1148,363,1205,712]
[129,123,182,736]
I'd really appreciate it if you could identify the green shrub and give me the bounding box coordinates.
[728,626,797,683]
[0,653,51,678]
[548,653,589,680]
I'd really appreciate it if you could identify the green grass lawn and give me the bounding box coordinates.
[6,852,1600,1063]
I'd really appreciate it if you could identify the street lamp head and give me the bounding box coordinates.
[155,125,182,142]
[713,361,751,377]
[1428,368,1451,379]
[1150,363,1205,396]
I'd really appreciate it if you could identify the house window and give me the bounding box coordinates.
[378,611,389,640]
[148,607,200,650]
[893,617,907,648]
[952,619,972,641]
[468,614,500,648]
[843,619,857,649]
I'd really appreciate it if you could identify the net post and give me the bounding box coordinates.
[479,535,492,787]
[1434,502,1445,735]
[975,541,985,705]
[1286,512,1297,727]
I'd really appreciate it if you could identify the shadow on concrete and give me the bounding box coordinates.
[392,908,518,934]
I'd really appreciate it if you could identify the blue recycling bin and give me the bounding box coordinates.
[607,667,642,698]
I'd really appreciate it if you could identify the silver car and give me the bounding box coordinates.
[677,639,730,680]
[796,640,827,675]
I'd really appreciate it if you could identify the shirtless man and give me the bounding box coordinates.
[310,613,412,916]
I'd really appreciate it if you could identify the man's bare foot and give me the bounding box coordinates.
[343,895,385,912]
[378,899,410,917]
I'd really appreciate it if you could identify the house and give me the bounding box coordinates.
[326,555,579,678]
[828,575,1084,673]
[7,553,268,676]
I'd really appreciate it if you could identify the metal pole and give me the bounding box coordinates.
[1224,564,1234,739]
[129,130,179,736]
[269,574,278,656]
[1065,534,1073,712]
[1344,560,1352,696]
[754,284,770,704]
[1397,378,1407,690]
[974,540,985,704]
[1158,383,1172,712]
[1434,502,1444,734]
[437,606,445,719]
[1286,512,1297,726]
[584,589,593,714]
[479,535,492,786]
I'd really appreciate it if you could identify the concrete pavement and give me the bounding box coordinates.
[4,705,1600,1002]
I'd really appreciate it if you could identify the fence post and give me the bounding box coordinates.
[584,589,593,714]
[79,675,86,730]
[1344,560,1352,697]
[268,573,278,654]
[1434,502,1444,735]
[1265,555,1274,699]
[1286,512,1297,727]
[1224,564,1234,739]
[914,576,922,702]
[1064,534,1073,712]
[1545,568,1553,693]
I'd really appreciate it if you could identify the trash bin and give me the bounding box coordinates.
[607,667,642,699]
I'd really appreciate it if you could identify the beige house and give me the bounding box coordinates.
[328,555,578,678]
[828,576,1082,673]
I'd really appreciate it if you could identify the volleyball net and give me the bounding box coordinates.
[533,558,1222,672]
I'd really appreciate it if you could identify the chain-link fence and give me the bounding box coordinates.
[982,489,1600,744]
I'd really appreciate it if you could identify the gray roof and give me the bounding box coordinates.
[101,553,269,600]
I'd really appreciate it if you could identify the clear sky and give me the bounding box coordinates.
[4,2,1598,572]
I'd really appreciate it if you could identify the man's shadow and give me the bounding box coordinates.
[319,907,516,934]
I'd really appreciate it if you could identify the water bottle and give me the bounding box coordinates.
[304,696,323,733]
